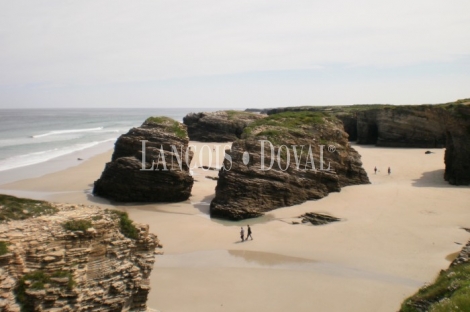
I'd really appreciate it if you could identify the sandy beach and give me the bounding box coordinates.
[1,143,469,312]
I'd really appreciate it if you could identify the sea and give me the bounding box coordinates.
[0,108,217,183]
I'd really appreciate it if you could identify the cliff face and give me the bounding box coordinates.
[0,203,160,312]
[444,103,470,185]
[356,106,447,147]
[210,112,370,220]
[265,99,470,185]
[93,117,194,202]
[353,102,470,185]
[183,110,265,142]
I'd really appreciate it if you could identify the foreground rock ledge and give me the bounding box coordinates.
[0,203,161,312]
[210,111,370,220]
[93,116,194,202]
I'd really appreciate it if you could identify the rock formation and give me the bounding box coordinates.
[93,116,194,202]
[355,106,447,147]
[0,201,160,312]
[183,110,265,142]
[210,111,370,220]
[443,102,470,185]
[264,99,470,185]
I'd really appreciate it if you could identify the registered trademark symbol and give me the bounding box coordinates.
[328,145,336,153]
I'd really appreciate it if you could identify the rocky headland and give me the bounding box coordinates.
[0,194,160,312]
[265,99,470,185]
[93,116,194,202]
[183,110,265,142]
[210,111,370,220]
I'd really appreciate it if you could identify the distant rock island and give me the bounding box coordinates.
[0,194,160,312]
[93,116,194,202]
[210,111,370,220]
[183,110,265,142]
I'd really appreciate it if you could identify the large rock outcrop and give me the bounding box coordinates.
[210,111,370,220]
[0,201,160,312]
[355,106,447,147]
[93,117,194,202]
[183,110,265,142]
[444,102,470,185]
[264,99,470,185]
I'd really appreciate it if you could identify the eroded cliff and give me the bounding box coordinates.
[93,116,194,202]
[0,196,160,312]
[210,111,370,220]
[265,99,470,185]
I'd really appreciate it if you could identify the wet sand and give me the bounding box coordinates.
[1,143,469,312]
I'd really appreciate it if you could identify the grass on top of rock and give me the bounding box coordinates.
[15,270,75,312]
[0,241,8,255]
[144,116,187,139]
[0,194,58,222]
[62,219,92,232]
[107,210,139,239]
[400,262,470,312]
[225,110,259,120]
[242,111,330,144]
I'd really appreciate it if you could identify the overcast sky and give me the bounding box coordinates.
[0,1,469,109]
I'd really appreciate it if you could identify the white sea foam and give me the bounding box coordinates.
[0,138,116,172]
[31,127,104,138]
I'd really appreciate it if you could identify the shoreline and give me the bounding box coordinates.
[0,144,469,311]
[0,139,115,185]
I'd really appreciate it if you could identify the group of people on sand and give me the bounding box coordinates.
[240,225,253,242]
[374,166,391,175]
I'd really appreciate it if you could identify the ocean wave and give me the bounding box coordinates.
[0,134,82,148]
[0,138,116,172]
[31,127,104,138]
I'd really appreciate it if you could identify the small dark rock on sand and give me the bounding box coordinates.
[299,212,341,225]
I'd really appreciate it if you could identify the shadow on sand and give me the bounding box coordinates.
[412,169,468,188]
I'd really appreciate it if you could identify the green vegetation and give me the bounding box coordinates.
[91,215,102,221]
[0,194,57,222]
[51,271,76,290]
[401,262,470,312]
[242,111,330,144]
[62,219,92,232]
[225,110,257,120]
[15,270,75,311]
[0,241,8,255]
[108,210,139,239]
[264,98,470,118]
[144,116,187,139]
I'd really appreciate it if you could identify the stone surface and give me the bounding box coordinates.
[265,99,470,185]
[183,110,265,142]
[93,117,194,202]
[210,112,370,220]
[0,203,161,312]
[355,106,448,147]
[443,103,470,185]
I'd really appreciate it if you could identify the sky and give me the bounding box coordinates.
[0,0,469,109]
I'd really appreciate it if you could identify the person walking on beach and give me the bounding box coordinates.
[240,227,244,242]
[388,167,391,175]
[246,225,253,240]
[374,166,377,174]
